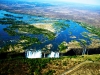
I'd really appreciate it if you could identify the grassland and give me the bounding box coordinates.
[68,63,100,75]
[77,22,100,37]
[32,23,55,32]
[0,53,100,75]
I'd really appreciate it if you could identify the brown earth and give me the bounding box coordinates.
[0,59,30,75]
[0,2,100,28]
[68,63,100,75]
[0,54,100,75]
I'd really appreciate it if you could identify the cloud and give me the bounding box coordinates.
[54,0,99,5]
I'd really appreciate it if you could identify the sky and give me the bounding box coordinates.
[59,0,99,5]
[25,0,100,5]
[1,0,100,5]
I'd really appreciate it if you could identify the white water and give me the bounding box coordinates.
[26,50,59,58]
[48,51,59,58]
[26,50,42,58]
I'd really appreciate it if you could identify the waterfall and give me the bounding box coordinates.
[48,51,59,58]
[54,52,59,58]
[82,47,87,55]
[79,40,87,55]
[25,49,59,58]
[26,50,42,58]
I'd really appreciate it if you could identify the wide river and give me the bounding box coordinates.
[0,10,100,58]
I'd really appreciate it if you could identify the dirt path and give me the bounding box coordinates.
[60,61,100,75]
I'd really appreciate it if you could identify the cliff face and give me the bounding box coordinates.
[62,47,100,56]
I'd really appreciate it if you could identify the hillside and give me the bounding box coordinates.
[0,53,100,75]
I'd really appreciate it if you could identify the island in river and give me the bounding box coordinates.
[0,10,100,58]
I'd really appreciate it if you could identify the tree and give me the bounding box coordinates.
[58,41,68,56]
[42,44,53,58]
[79,39,88,55]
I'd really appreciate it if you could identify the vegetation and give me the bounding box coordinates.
[0,35,42,52]
[44,70,56,75]
[68,40,81,48]
[0,13,56,52]
[77,22,100,37]
[0,43,24,52]
[42,44,52,58]
[0,3,100,75]
[3,12,23,20]
[53,21,70,32]
[0,52,58,75]
[1,12,100,54]
[0,52,100,75]
[42,54,100,75]
[0,14,55,40]
[0,17,27,25]
[20,35,41,44]
[58,41,68,53]
[88,39,100,49]
[19,25,55,40]
[3,28,18,36]
[4,13,14,17]
[71,63,100,75]
[79,39,87,46]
